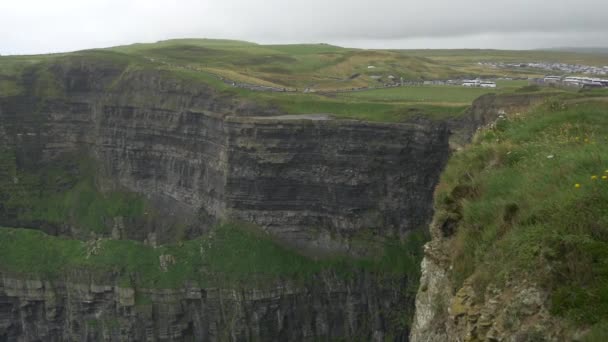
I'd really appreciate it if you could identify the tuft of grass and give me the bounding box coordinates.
[583,322,608,342]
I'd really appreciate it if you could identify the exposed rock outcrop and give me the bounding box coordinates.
[410,220,565,341]
[0,272,412,341]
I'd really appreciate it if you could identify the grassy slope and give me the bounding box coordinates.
[110,39,458,89]
[0,224,427,290]
[108,39,608,90]
[337,82,527,105]
[0,151,149,235]
[401,49,608,66]
[434,97,608,338]
[165,65,473,121]
[3,39,605,122]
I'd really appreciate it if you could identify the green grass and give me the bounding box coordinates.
[434,98,608,327]
[107,39,608,92]
[3,38,607,122]
[0,223,428,289]
[0,78,23,96]
[338,85,500,105]
[398,49,608,70]
[255,91,468,121]
[0,150,149,234]
[338,81,547,105]
[495,79,531,88]
[168,67,466,121]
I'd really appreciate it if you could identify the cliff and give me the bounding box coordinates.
[0,52,453,341]
[411,97,608,341]
[0,271,410,341]
[0,53,449,250]
[0,51,555,341]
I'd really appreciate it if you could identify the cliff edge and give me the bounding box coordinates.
[411,96,608,341]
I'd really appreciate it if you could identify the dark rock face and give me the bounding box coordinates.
[0,273,411,341]
[224,118,448,251]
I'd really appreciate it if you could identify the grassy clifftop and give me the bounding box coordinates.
[3,39,603,122]
[433,96,608,338]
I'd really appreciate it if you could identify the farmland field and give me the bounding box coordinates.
[338,85,507,105]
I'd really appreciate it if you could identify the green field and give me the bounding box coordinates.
[4,39,608,94]
[338,85,508,105]
[104,39,608,91]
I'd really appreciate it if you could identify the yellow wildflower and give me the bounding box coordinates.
[575,183,581,188]
[592,175,598,180]
[603,176,608,180]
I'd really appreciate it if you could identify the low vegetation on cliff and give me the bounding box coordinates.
[0,151,148,235]
[0,223,427,291]
[434,96,608,337]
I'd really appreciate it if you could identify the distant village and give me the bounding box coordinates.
[480,61,608,76]
[148,56,606,94]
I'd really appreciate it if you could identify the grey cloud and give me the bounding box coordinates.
[1,0,607,54]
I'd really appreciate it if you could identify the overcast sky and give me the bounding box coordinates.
[1,0,608,55]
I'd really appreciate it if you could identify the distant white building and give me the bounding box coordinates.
[462,79,496,88]
[544,76,562,84]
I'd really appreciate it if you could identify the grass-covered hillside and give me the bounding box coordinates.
[2,39,606,122]
[108,39,608,91]
[434,96,608,338]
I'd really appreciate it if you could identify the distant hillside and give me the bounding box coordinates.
[1,38,607,123]
[539,47,608,55]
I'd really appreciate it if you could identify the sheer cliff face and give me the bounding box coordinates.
[0,273,411,341]
[0,59,450,249]
[224,117,448,251]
